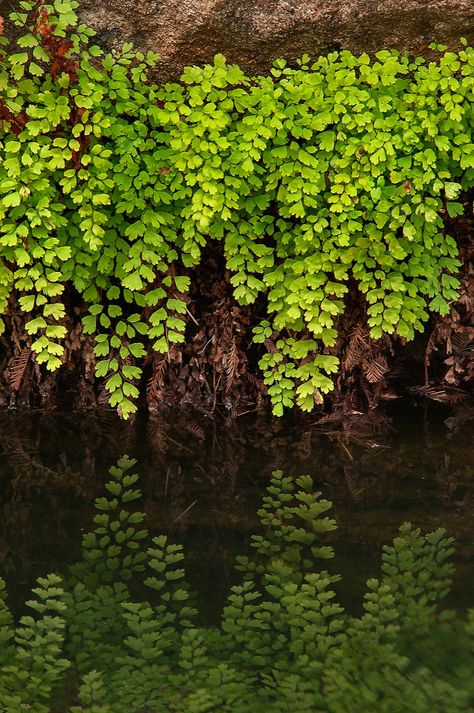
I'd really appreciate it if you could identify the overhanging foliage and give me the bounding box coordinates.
[1,1,473,416]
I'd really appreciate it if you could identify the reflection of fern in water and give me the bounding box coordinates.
[0,457,473,712]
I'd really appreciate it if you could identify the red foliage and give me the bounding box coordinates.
[1,1,81,152]
[36,7,52,38]
[0,101,28,135]
[27,2,79,81]
[57,40,73,58]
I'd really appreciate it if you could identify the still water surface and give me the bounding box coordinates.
[0,401,472,621]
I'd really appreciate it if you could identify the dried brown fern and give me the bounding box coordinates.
[410,384,469,404]
[363,356,388,384]
[424,320,452,385]
[147,417,170,456]
[344,467,365,503]
[8,349,30,391]
[185,422,206,441]
[147,359,168,401]
[298,430,313,459]
[450,331,474,356]
[224,338,239,394]
[343,326,371,372]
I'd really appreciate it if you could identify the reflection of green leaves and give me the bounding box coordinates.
[2,459,471,712]
[0,0,470,417]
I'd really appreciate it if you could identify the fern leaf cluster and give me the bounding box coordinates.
[1,1,473,416]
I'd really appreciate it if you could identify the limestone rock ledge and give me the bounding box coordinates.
[1,1,474,79]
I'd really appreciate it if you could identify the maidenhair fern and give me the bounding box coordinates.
[0,457,473,711]
[0,1,473,417]
[0,574,69,713]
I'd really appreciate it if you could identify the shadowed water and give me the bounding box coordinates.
[0,401,473,622]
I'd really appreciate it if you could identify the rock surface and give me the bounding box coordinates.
[1,0,474,78]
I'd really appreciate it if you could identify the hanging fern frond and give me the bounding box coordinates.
[363,356,388,384]
[224,338,240,395]
[8,349,30,392]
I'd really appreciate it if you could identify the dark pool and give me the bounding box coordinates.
[0,400,473,622]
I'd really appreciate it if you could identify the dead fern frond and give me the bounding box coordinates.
[363,356,388,383]
[343,326,371,372]
[344,468,364,503]
[147,359,167,400]
[299,430,312,458]
[344,410,392,438]
[410,385,468,404]
[451,331,474,356]
[225,338,239,394]
[185,423,206,441]
[8,349,30,391]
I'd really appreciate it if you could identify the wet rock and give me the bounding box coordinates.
[1,0,474,79]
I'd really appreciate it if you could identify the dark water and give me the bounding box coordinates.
[0,401,473,622]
